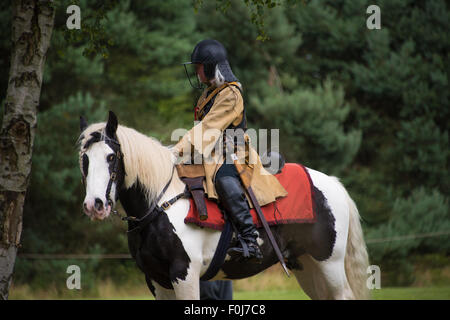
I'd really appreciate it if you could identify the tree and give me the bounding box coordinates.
[8,0,202,295]
[252,79,362,175]
[2,0,448,296]
[0,0,55,299]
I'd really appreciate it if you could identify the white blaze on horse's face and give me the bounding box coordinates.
[82,141,114,220]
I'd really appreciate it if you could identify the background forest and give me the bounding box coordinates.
[0,0,448,295]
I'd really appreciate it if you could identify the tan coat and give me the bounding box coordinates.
[174,82,287,206]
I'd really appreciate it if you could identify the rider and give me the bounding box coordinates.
[173,39,287,262]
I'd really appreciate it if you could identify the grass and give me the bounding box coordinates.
[82,287,450,300]
[233,287,450,300]
[9,265,450,300]
[10,284,450,300]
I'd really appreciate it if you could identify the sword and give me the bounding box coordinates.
[224,134,290,277]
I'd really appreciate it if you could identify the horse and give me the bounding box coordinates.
[78,111,370,300]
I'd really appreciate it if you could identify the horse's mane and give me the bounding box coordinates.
[78,122,175,202]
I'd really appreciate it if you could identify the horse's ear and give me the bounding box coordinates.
[105,111,118,138]
[80,116,88,132]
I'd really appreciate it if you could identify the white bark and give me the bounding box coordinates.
[0,0,55,299]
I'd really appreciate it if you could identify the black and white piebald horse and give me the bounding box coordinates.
[78,111,370,300]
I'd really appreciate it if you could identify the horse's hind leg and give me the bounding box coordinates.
[293,255,354,300]
[292,254,326,300]
[316,258,355,300]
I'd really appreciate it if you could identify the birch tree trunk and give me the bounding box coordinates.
[0,0,55,299]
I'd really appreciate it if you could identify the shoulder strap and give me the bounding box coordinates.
[228,82,242,94]
[226,82,247,130]
[194,82,239,120]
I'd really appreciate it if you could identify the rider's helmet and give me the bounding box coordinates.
[182,39,238,89]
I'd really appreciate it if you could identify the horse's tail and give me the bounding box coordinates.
[343,187,370,299]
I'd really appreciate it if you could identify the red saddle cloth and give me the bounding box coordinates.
[184,163,316,230]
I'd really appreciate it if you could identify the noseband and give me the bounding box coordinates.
[103,135,123,210]
[81,130,190,232]
[80,131,124,213]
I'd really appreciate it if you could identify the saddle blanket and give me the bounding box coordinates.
[184,163,316,230]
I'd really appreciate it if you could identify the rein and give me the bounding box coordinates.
[123,165,190,234]
[82,131,190,233]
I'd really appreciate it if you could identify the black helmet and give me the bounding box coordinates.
[182,39,238,89]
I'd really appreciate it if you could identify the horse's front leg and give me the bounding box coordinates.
[171,261,201,300]
[144,274,177,300]
[151,282,177,300]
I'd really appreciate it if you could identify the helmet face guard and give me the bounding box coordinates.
[182,62,203,90]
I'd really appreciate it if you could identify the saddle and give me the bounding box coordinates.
[176,151,287,222]
[175,164,208,220]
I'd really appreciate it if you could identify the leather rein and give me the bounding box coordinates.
[103,136,190,234]
[124,165,190,234]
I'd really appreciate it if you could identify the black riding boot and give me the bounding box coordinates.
[215,176,263,263]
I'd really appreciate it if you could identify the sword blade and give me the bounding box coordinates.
[224,136,290,277]
[246,185,290,278]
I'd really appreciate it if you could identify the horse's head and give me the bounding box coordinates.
[78,111,125,220]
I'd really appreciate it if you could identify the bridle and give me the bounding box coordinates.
[103,135,123,211]
[79,131,125,215]
[102,135,189,233]
[124,165,190,234]
[80,131,190,233]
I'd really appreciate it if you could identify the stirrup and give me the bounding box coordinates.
[228,235,263,263]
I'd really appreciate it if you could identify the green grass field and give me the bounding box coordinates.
[233,287,450,300]
[11,284,450,300]
[86,287,450,300]
[10,265,450,300]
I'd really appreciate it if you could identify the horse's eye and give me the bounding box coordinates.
[107,154,116,163]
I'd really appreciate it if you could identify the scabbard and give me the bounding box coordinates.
[181,176,208,221]
[232,157,290,277]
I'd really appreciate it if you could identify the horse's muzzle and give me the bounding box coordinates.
[83,197,111,220]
